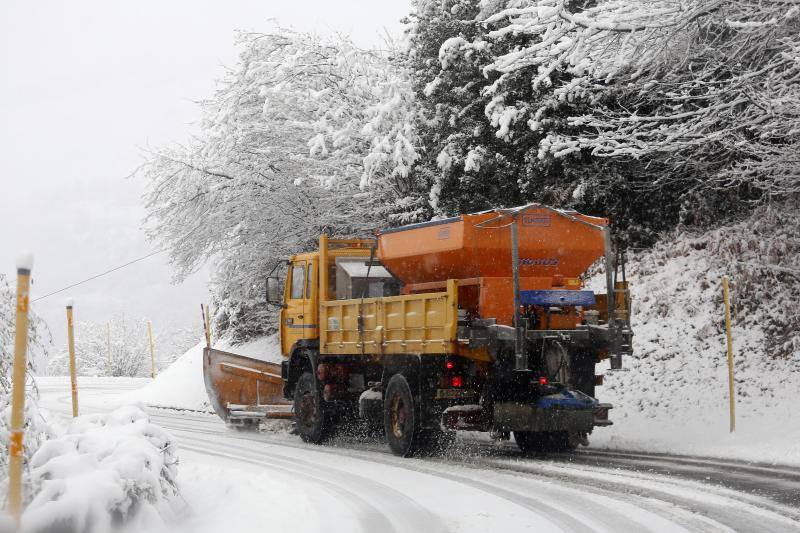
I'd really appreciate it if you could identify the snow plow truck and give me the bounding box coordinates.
[203,204,633,456]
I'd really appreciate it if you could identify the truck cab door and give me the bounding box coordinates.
[281,260,309,355]
[304,259,318,340]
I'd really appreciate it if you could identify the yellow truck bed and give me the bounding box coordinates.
[320,280,458,356]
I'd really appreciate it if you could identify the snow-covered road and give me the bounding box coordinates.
[36,378,800,533]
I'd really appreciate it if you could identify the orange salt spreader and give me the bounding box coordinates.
[377,206,611,332]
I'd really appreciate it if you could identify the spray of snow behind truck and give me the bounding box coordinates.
[203,204,633,456]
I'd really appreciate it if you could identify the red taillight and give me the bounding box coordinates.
[538,376,548,385]
[451,376,463,388]
[445,361,455,370]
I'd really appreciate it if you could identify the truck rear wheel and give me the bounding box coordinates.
[293,371,329,443]
[384,373,422,457]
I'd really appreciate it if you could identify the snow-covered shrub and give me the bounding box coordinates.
[22,405,181,533]
[702,202,800,361]
[45,315,194,378]
[0,274,51,504]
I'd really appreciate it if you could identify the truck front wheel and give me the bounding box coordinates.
[293,372,329,443]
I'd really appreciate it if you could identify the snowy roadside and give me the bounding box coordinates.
[32,379,369,533]
[121,335,282,413]
[2,404,182,533]
[588,227,800,466]
[31,376,300,533]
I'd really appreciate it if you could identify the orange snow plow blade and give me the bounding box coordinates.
[203,348,291,423]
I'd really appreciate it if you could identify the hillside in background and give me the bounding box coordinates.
[594,204,800,464]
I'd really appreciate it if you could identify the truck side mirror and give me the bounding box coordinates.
[266,276,285,307]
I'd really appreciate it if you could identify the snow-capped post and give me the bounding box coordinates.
[147,320,156,379]
[66,298,79,417]
[200,304,209,347]
[8,253,33,528]
[722,276,736,432]
[204,304,211,347]
[107,321,112,375]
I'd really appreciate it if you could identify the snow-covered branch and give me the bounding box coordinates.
[138,29,419,340]
[483,0,800,196]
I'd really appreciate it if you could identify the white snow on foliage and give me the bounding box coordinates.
[21,406,181,533]
[438,36,468,69]
[464,147,485,173]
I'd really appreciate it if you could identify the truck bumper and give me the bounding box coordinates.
[492,403,595,433]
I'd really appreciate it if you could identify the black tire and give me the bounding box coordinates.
[571,350,596,398]
[228,419,259,432]
[383,373,422,457]
[293,371,329,443]
[514,431,577,454]
[514,431,541,455]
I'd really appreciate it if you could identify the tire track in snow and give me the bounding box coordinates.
[178,442,400,533]
[162,418,722,532]
[564,449,800,508]
[172,427,602,533]
[158,414,799,532]
[175,436,444,533]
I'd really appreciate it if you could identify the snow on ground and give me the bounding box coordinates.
[173,454,327,533]
[19,405,182,533]
[213,333,282,363]
[589,230,800,466]
[123,343,210,412]
[124,334,282,412]
[32,378,318,533]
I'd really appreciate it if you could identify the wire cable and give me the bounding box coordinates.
[32,249,166,303]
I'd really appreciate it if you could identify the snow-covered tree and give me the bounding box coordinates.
[139,28,416,341]
[483,0,800,210]
[155,321,204,366]
[400,0,670,245]
[46,315,156,377]
[404,0,547,217]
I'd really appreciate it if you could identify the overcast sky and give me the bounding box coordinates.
[0,0,408,353]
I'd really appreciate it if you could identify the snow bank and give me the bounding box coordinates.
[127,335,282,412]
[21,405,182,533]
[591,218,800,466]
[126,342,210,412]
[213,333,282,364]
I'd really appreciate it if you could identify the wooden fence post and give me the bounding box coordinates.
[66,299,78,417]
[8,254,33,528]
[107,321,112,376]
[147,320,156,379]
[722,276,736,432]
